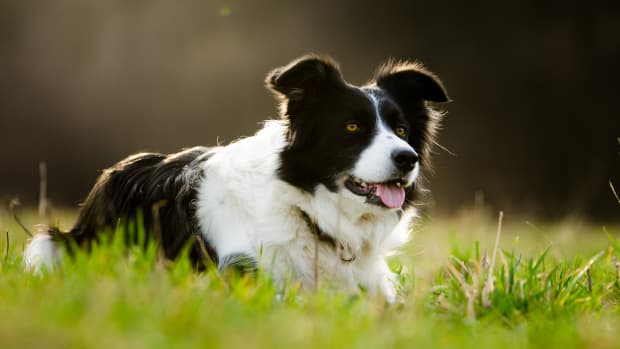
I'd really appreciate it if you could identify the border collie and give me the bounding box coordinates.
[24,55,449,302]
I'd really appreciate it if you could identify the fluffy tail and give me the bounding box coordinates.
[23,229,63,273]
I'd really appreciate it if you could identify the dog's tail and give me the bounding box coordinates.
[24,231,61,273]
[23,227,74,273]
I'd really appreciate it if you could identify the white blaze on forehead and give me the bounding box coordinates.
[351,91,416,182]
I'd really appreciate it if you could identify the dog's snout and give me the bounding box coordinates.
[392,150,418,172]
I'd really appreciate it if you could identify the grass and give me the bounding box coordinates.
[1,207,619,349]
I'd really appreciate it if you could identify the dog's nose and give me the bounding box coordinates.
[392,150,419,172]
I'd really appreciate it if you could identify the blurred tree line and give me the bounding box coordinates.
[1,1,619,219]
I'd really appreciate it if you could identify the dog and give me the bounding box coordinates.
[24,55,449,302]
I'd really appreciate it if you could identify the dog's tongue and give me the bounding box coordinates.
[375,184,405,208]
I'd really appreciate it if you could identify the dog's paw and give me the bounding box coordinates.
[218,253,258,276]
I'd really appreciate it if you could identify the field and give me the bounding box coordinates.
[1,207,619,349]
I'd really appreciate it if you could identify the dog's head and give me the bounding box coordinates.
[267,55,449,211]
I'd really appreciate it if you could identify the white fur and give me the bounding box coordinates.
[196,120,413,302]
[23,233,62,273]
[352,93,418,185]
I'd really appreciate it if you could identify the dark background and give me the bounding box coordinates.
[1,1,619,220]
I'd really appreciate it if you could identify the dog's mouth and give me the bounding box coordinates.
[344,176,408,209]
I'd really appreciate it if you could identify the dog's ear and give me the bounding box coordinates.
[375,60,449,166]
[375,60,449,103]
[266,55,345,101]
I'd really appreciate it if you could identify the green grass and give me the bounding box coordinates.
[1,208,619,349]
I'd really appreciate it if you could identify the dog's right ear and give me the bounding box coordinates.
[265,55,344,102]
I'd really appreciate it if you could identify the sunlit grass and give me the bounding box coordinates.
[0,208,619,348]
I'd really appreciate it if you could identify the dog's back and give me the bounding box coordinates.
[24,147,214,272]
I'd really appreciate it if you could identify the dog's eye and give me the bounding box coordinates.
[345,123,360,133]
[395,127,408,138]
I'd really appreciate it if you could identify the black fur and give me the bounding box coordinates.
[51,147,216,268]
[272,57,380,193]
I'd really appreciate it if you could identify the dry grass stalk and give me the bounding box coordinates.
[8,197,32,237]
[482,211,504,308]
[38,162,47,219]
[4,231,9,264]
[445,260,475,321]
[314,232,319,291]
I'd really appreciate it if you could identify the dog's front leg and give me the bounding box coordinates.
[218,251,258,275]
[360,257,398,304]
[198,211,258,275]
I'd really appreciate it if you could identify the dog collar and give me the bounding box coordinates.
[296,208,357,263]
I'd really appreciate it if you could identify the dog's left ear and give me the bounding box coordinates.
[375,61,450,103]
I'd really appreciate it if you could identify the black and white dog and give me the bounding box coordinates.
[24,55,449,302]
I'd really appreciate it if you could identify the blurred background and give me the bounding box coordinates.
[1,0,619,220]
